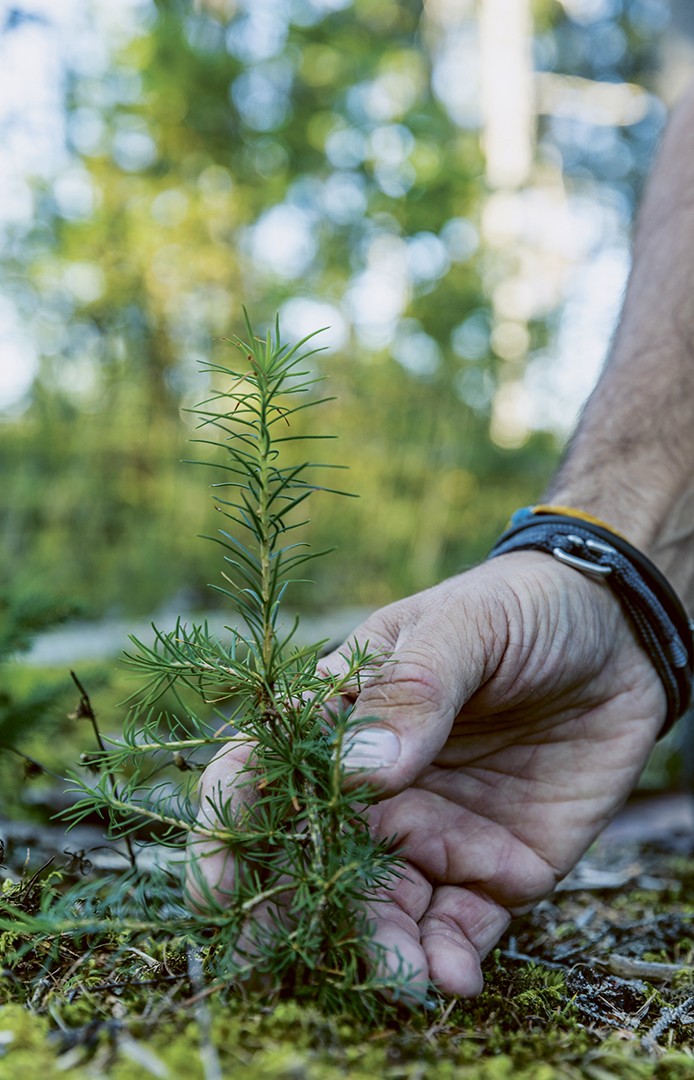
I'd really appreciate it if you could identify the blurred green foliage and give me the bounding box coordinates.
[0,0,666,619]
[0,590,74,778]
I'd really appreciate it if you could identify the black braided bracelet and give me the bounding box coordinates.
[486,506,694,738]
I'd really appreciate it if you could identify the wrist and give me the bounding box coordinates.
[540,481,668,554]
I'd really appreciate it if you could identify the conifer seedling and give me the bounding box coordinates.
[12,315,415,1017]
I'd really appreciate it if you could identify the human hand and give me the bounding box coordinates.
[189,551,664,997]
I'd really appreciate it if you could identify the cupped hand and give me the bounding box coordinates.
[189,551,665,997]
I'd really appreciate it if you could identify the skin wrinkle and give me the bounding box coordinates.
[418,908,491,981]
[418,889,509,959]
[420,914,472,951]
[430,733,640,802]
[364,557,660,885]
[407,718,652,873]
[483,566,644,720]
[450,883,512,940]
[432,609,468,665]
[486,570,588,705]
[419,774,581,869]
[378,788,560,899]
[448,715,652,788]
[474,590,511,687]
[444,641,656,754]
[405,575,508,695]
[446,759,574,800]
[368,665,446,708]
[464,682,611,735]
[371,864,433,930]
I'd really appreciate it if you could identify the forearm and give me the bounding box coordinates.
[546,82,694,604]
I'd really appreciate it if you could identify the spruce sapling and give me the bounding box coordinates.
[25,315,416,1016]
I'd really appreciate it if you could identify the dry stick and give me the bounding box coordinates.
[70,671,137,871]
[605,954,693,982]
[424,996,459,1041]
[2,744,63,782]
[641,995,694,1053]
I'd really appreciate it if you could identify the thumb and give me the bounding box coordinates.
[339,616,487,796]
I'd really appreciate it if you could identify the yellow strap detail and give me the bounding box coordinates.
[531,504,629,542]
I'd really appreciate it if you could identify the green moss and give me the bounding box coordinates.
[3,819,694,1078]
[1,979,694,1080]
[0,1005,81,1080]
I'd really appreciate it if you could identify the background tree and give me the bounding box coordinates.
[0,0,669,619]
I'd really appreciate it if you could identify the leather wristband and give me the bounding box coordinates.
[487,506,694,738]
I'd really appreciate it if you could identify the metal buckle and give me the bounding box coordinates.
[585,538,616,555]
[552,548,613,578]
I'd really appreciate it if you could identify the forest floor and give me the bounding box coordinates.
[1,791,694,1079]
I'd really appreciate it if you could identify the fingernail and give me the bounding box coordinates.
[343,727,400,770]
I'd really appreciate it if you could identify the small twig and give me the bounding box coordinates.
[424,996,458,1041]
[604,954,692,983]
[1,745,63,782]
[70,671,137,872]
[500,947,568,972]
[70,671,108,755]
[187,946,223,1080]
[79,974,184,994]
[633,991,659,1028]
[181,981,226,1008]
[641,995,694,1052]
[21,856,56,896]
[554,925,615,962]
